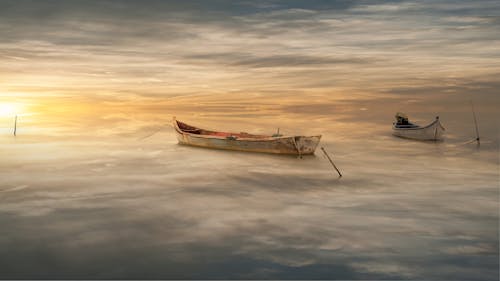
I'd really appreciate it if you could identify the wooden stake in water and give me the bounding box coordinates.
[321,147,342,177]
[13,115,17,136]
[470,101,480,145]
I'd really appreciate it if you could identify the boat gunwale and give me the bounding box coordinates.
[173,118,321,142]
[392,119,440,131]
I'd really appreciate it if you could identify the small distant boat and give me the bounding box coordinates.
[173,117,321,155]
[392,112,445,141]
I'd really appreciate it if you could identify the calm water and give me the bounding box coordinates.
[0,94,498,279]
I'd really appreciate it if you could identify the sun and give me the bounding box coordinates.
[0,103,22,117]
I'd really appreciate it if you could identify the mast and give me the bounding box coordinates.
[470,101,480,145]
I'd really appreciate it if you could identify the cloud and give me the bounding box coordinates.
[1,0,499,99]
[183,52,377,68]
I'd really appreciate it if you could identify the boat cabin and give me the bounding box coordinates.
[394,112,418,128]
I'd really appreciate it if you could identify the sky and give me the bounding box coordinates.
[1,0,499,107]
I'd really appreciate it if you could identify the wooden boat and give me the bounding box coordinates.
[392,112,445,141]
[172,117,321,155]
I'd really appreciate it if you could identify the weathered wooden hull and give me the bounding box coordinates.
[392,118,445,141]
[173,119,321,155]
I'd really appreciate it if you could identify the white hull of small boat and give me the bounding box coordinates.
[173,118,321,155]
[392,118,445,141]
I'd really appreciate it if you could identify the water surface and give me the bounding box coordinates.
[0,94,498,279]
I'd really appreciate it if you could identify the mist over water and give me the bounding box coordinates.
[0,94,498,279]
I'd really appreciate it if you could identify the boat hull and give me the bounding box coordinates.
[392,119,445,141]
[173,119,321,155]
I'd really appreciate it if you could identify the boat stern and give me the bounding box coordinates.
[294,135,322,155]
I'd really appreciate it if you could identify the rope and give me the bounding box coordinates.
[137,124,172,141]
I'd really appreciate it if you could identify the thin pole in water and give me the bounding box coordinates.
[470,101,480,145]
[13,115,17,136]
[321,147,342,177]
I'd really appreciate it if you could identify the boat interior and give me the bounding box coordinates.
[176,120,270,139]
[394,123,419,129]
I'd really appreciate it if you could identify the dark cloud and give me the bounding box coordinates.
[184,52,377,68]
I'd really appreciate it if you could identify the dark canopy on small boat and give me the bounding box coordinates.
[395,112,409,124]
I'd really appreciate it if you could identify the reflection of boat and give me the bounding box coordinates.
[392,112,445,141]
[173,117,321,155]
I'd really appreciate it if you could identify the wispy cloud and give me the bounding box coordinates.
[0,0,499,100]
